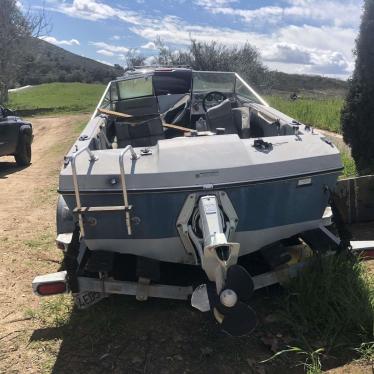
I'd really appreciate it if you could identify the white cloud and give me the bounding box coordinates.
[40,36,80,46]
[141,41,157,50]
[42,0,360,77]
[195,0,363,28]
[130,17,357,77]
[144,55,157,65]
[97,59,114,66]
[263,42,351,75]
[276,25,356,60]
[111,35,121,40]
[129,15,256,46]
[97,49,114,56]
[90,41,129,53]
[264,43,313,64]
[195,0,238,6]
[48,0,143,25]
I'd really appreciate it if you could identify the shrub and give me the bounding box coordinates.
[341,0,374,174]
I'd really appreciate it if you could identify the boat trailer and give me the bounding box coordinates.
[32,195,374,337]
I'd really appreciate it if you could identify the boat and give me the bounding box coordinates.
[32,67,343,336]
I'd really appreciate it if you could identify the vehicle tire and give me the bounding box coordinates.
[14,135,32,166]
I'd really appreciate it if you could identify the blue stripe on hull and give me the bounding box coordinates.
[62,173,338,240]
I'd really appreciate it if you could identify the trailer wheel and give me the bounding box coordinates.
[15,134,32,166]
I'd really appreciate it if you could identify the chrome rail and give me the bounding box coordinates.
[69,145,138,238]
[119,146,139,235]
[70,146,98,237]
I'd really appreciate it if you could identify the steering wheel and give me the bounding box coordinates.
[202,91,227,112]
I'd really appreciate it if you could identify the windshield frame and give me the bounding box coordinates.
[234,73,268,106]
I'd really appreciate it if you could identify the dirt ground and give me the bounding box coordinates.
[0,115,372,374]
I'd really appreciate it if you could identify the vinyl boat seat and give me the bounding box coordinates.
[206,100,252,138]
[115,117,165,148]
[206,99,237,135]
[232,107,251,138]
[249,110,295,138]
[114,96,165,148]
[115,96,159,116]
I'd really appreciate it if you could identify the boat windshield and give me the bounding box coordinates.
[193,72,235,92]
[192,71,264,104]
[117,76,153,100]
[103,70,266,111]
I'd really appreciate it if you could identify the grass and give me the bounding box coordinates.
[47,120,87,159]
[25,296,74,374]
[8,83,105,115]
[266,95,357,177]
[25,295,73,327]
[262,346,324,374]
[341,150,357,178]
[274,253,374,369]
[266,96,344,133]
[24,230,55,251]
[354,341,374,364]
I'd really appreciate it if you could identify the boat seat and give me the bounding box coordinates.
[250,111,295,137]
[232,107,252,138]
[206,99,238,135]
[114,96,165,147]
[115,117,165,148]
[115,96,159,116]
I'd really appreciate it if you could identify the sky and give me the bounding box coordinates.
[21,0,364,79]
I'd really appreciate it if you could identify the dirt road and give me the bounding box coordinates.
[0,115,371,374]
[0,114,88,373]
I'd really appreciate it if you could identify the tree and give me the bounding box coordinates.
[0,0,48,103]
[341,0,374,174]
[152,37,182,66]
[187,40,270,89]
[125,50,146,69]
[152,38,270,91]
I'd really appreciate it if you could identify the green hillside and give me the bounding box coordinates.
[13,38,348,97]
[268,71,347,97]
[16,38,123,86]
[9,83,105,115]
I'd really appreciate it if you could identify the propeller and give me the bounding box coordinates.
[192,264,258,337]
[218,298,257,337]
[225,264,254,302]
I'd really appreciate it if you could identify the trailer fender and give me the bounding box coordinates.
[56,195,75,234]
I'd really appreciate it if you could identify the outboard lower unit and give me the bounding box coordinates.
[189,195,257,336]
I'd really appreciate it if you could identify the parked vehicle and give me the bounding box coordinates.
[33,67,346,336]
[0,106,33,166]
